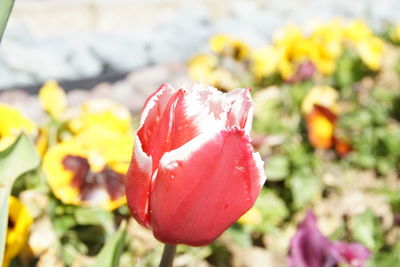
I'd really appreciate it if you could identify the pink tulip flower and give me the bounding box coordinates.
[125,84,266,246]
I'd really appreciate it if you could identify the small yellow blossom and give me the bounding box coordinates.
[35,127,49,157]
[209,34,250,60]
[301,85,339,114]
[278,59,295,80]
[343,21,384,71]
[69,99,132,135]
[355,36,384,71]
[188,54,218,83]
[4,196,33,267]
[238,207,263,226]
[303,86,339,149]
[0,104,37,150]
[310,20,344,75]
[38,80,67,117]
[188,53,241,90]
[389,23,400,43]
[251,45,280,78]
[274,25,304,48]
[306,108,335,149]
[274,25,320,79]
[344,20,373,43]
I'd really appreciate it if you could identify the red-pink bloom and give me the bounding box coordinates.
[333,242,371,267]
[125,84,266,246]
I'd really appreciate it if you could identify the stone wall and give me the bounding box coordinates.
[0,0,399,89]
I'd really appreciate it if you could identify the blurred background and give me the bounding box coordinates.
[1,0,400,266]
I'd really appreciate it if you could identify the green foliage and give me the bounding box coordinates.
[350,210,383,252]
[265,155,289,181]
[0,134,40,265]
[287,171,320,209]
[0,0,15,42]
[255,189,289,229]
[93,221,126,267]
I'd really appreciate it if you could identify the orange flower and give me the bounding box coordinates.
[306,105,336,149]
[334,138,352,157]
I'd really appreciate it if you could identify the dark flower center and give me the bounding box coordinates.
[8,217,15,229]
[62,155,125,202]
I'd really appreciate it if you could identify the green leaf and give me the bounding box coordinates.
[265,155,289,181]
[0,0,15,42]
[74,207,114,235]
[260,190,288,221]
[370,241,400,267]
[287,170,320,209]
[93,221,127,267]
[52,215,76,236]
[350,209,382,251]
[228,226,252,247]
[0,134,40,265]
[256,189,288,231]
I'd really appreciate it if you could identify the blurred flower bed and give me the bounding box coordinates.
[3,19,400,266]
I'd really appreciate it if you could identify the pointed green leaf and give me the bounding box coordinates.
[0,0,15,42]
[265,155,289,181]
[93,221,127,267]
[0,133,40,265]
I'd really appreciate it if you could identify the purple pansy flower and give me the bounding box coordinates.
[289,211,371,267]
[289,211,339,267]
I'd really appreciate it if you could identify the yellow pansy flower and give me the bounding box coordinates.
[355,36,384,71]
[209,34,250,60]
[389,23,400,43]
[35,127,49,157]
[188,54,218,83]
[274,25,320,79]
[302,86,339,150]
[251,45,280,78]
[274,24,304,48]
[278,58,295,80]
[310,20,344,75]
[42,129,133,210]
[301,85,339,114]
[311,20,344,48]
[38,80,67,117]
[344,20,373,43]
[4,196,33,267]
[342,20,384,71]
[306,106,336,149]
[69,99,132,135]
[0,104,37,151]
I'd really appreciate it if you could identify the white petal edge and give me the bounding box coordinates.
[133,131,152,175]
[159,129,219,171]
[226,88,254,135]
[252,151,267,187]
[181,83,230,136]
[138,83,176,128]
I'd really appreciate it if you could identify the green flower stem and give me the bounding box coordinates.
[159,244,176,267]
[0,0,15,42]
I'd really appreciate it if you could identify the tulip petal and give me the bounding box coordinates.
[129,85,199,226]
[226,88,254,134]
[125,136,153,227]
[181,84,230,133]
[137,84,178,155]
[150,127,265,246]
[139,89,201,170]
